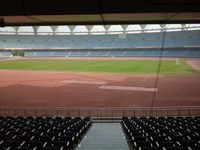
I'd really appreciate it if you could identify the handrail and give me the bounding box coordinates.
[0,106,199,117]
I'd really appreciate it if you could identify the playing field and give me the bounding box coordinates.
[0,58,200,110]
[0,59,196,74]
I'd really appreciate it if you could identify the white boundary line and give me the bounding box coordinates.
[61,80,158,92]
[61,80,107,85]
[99,85,158,92]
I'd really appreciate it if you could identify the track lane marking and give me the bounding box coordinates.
[61,80,107,85]
[99,85,158,92]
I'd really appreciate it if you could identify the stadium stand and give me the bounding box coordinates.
[0,116,91,150]
[1,115,199,150]
[0,30,200,58]
[0,51,12,57]
[23,49,200,57]
[1,0,200,149]
[1,31,200,49]
[122,117,200,150]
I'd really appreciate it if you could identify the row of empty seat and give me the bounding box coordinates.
[0,30,200,48]
[24,49,200,57]
[0,51,12,57]
[1,49,200,58]
[0,116,91,150]
[1,116,200,150]
[122,116,200,150]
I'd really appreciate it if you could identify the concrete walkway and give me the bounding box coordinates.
[76,123,129,150]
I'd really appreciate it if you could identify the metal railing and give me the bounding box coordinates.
[0,106,199,117]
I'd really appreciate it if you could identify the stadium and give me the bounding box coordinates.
[0,1,200,150]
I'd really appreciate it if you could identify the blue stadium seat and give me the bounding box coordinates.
[1,30,200,58]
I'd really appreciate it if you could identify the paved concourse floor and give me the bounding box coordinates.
[76,123,129,150]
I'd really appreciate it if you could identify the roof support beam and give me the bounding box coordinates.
[13,27,19,35]
[85,25,94,34]
[121,25,128,33]
[160,24,167,31]
[51,26,59,35]
[68,26,76,35]
[103,25,111,34]
[32,26,39,35]
[140,25,147,33]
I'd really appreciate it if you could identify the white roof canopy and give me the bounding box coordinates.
[0,24,200,35]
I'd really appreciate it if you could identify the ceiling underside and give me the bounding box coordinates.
[0,0,200,26]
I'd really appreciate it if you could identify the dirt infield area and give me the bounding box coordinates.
[0,70,200,108]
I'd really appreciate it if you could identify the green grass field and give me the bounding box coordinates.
[0,59,196,74]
